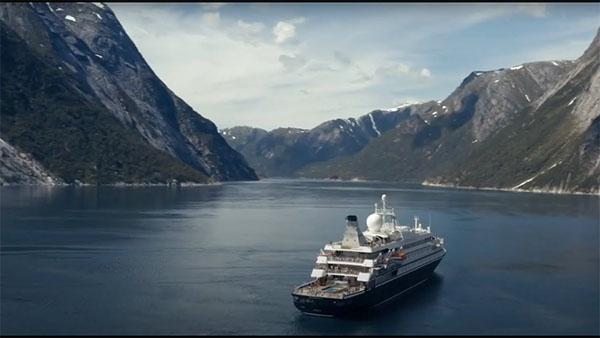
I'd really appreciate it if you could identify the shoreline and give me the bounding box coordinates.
[293,176,599,197]
[0,181,223,188]
[420,181,599,197]
[2,178,598,197]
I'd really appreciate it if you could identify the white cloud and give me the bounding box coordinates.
[515,4,547,18]
[278,54,307,72]
[237,20,265,34]
[374,63,411,79]
[273,17,305,44]
[231,19,266,44]
[273,21,295,43]
[289,17,306,25]
[397,64,410,73]
[109,3,596,130]
[201,12,220,26]
[455,3,547,27]
[351,65,374,83]
[333,50,352,66]
[201,3,226,10]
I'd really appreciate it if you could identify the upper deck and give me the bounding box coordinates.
[324,225,434,254]
[321,194,435,253]
[293,280,365,299]
[293,194,445,300]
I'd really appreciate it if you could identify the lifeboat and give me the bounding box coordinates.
[389,250,407,260]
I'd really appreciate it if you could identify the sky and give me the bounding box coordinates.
[110,3,600,130]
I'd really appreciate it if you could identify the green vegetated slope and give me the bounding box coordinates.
[299,29,600,193]
[0,22,208,184]
[0,2,257,184]
[437,42,599,192]
[297,104,481,183]
[225,54,576,184]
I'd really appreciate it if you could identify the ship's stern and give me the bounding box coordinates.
[292,290,368,317]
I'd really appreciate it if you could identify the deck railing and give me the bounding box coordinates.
[295,283,365,299]
[327,255,364,263]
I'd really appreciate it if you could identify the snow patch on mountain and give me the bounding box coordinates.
[369,113,381,136]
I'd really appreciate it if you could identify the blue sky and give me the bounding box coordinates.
[110,3,599,130]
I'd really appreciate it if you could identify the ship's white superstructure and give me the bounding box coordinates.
[293,194,446,306]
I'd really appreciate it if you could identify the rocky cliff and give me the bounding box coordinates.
[0,138,62,185]
[225,59,575,180]
[299,29,600,194]
[221,102,439,177]
[0,2,257,184]
[426,28,600,193]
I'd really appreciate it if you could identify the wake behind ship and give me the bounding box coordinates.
[292,194,446,316]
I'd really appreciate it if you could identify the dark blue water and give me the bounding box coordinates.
[1,179,598,335]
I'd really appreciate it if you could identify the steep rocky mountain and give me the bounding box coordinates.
[300,29,600,194]
[221,102,439,177]
[225,57,574,179]
[426,28,600,193]
[0,2,257,184]
[0,138,62,185]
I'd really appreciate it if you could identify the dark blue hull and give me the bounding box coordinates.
[292,256,443,317]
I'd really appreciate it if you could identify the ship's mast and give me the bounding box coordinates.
[365,194,403,239]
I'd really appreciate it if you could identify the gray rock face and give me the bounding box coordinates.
[449,28,600,193]
[439,61,574,142]
[300,29,600,193]
[0,2,257,182]
[221,102,438,177]
[0,138,62,185]
[223,59,573,178]
[537,28,600,132]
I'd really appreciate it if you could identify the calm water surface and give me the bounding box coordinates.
[1,179,598,335]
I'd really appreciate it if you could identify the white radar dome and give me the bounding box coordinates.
[366,213,382,232]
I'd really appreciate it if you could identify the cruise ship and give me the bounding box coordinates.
[292,194,446,316]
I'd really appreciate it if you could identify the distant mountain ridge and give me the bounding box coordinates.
[223,60,575,178]
[221,102,438,177]
[298,29,600,194]
[0,2,257,184]
[421,27,600,193]
[224,29,599,193]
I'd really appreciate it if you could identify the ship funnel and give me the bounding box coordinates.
[342,215,367,248]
